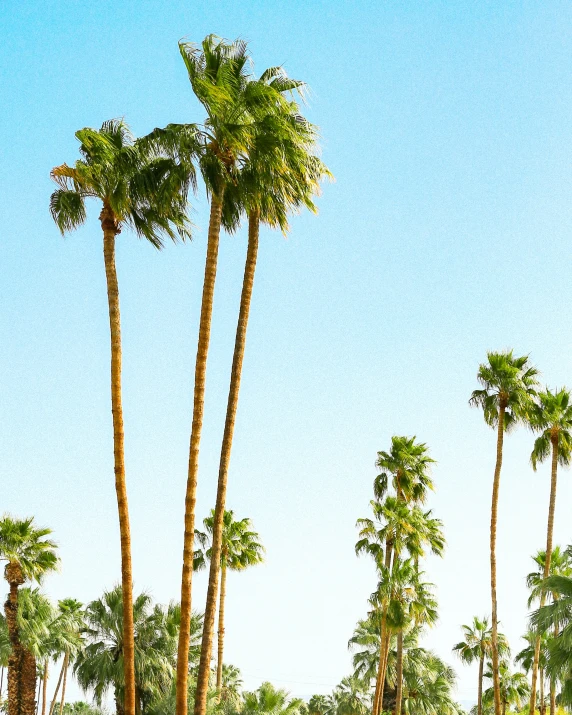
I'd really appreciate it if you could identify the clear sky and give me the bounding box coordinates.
[2,0,572,708]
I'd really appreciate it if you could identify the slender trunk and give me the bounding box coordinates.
[394,631,403,715]
[216,562,227,692]
[41,662,48,715]
[100,206,135,715]
[377,631,391,715]
[48,662,65,715]
[550,680,556,715]
[529,435,559,714]
[490,404,505,715]
[1,665,4,698]
[176,191,224,715]
[35,679,40,715]
[194,209,260,715]
[373,541,393,715]
[477,653,484,715]
[5,564,25,715]
[539,666,545,715]
[58,655,68,715]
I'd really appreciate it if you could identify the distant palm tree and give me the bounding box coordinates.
[527,388,572,714]
[470,350,538,715]
[241,683,305,715]
[307,695,332,715]
[330,676,370,715]
[374,436,435,505]
[75,587,201,715]
[482,661,529,715]
[0,517,58,715]
[46,600,84,715]
[453,617,510,715]
[194,511,264,690]
[50,120,192,715]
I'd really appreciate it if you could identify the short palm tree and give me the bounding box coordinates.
[46,600,84,715]
[0,517,58,715]
[482,661,529,715]
[194,511,264,691]
[527,388,572,713]
[374,436,435,506]
[219,664,242,706]
[50,119,192,715]
[330,676,370,715]
[453,617,510,715]
[470,349,538,715]
[241,683,305,715]
[75,587,201,715]
[307,695,332,715]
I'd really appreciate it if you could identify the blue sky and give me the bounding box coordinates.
[2,0,572,706]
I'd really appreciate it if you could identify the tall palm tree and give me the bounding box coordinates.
[194,510,264,691]
[374,436,435,505]
[0,517,58,715]
[527,388,572,714]
[75,587,201,715]
[50,120,192,715]
[453,617,510,715]
[174,36,272,715]
[191,64,330,715]
[516,630,549,715]
[470,350,538,715]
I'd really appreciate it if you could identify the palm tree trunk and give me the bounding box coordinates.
[490,404,505,715]
[5,564,25,715]
[20,649,36,715]
[101,206,136,715]
[477,653,484,715]
[48,661,65,715]
[41,661,48,715]
[58,655,68,715]
[193,209,260,715]
[216,562,227,692]
[35,679,40,715]
[377,630,391,715]
[550,680,556,715]
[372,613,387,715]
[176,191,224,715]
[1,665,4,698]
[394,631,404,715]
[529,435,559,714]
[539,667,545,715]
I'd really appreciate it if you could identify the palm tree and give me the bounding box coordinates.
[470,350,538,715]
[482,662,529,715]
[75,587,201,715]
[329,676,370,715]
[50,119,192,715]
[307,695,332,715]
[190,60,329,715]
[0,517,58,715]
[194,510,264,691]
[219,664,242,706]
[374,436,435,505]
[173,35,271,715]
[527,388,572,714]
[0,616,9,701]
[241,683,305,715]
[453,617,510,715]
[46,601,84,715]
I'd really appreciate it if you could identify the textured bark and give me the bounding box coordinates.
[101,204,135,715]
[5,562,26,715]
[490,404,506,715]
[58,655,68,715]
[193,210,260,715]
[41,662,47,715]
[216,561,227,692]
[47,662,64,715]
[477,653,484,715]
[529,434,559,715]
[394,631,403,715]
[20,649,36,715]
[176,191,224,715]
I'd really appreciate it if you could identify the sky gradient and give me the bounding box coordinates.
[3,0,572,707]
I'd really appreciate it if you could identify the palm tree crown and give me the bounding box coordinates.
[194,511,264,571]
[469,350,538,430]
[0,517,58,583]
[374,436,435,504]
[530,387,572,469]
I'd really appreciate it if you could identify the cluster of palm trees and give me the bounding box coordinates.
[0,509,264,715]
[46,31,329,715]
